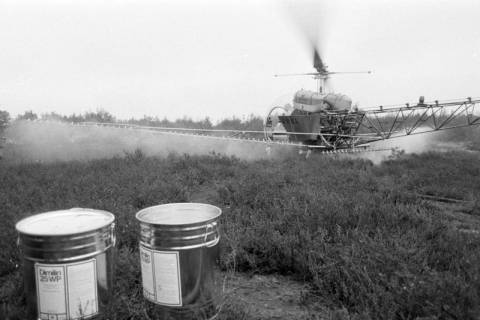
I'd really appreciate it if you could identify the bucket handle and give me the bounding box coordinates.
[204,223,219,248]
[184,222,218,304]
[110,223,116,247]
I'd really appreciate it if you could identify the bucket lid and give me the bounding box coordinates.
[136,203,221,225]
[16,208,115,236]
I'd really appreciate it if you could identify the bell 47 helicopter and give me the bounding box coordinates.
[264,47,480,152]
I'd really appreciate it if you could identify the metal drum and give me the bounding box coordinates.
[16,208,116,320]
[136,203,222,320]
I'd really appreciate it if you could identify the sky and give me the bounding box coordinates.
[1,0,480,121]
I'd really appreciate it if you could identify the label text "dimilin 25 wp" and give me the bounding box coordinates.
[39,269,62,282]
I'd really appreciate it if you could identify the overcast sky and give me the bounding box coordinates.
[1,0,479,121]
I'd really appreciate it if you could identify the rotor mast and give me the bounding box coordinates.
[315,74,327,94]
[313,48,327,94]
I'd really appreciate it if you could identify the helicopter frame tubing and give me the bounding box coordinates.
[265,97,480,151]
[357,97,480,143]
[264,105,289,141]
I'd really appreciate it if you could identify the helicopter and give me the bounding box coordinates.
[263,46,480,151]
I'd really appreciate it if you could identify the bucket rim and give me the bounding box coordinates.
[15,208,115,236]
[135,202,222,226]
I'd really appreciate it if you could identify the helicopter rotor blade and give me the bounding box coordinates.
[313,47,327,74]
[328,71,372,75]
[274,70,372,77]
[274,72,321,77]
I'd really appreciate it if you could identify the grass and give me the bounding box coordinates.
[1,150,480,319]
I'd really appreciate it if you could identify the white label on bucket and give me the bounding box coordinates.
[139,246,182,306]
[35,259,98,320]
[35,264,67,319]
[66,260,98,319]
[139,246,155,301]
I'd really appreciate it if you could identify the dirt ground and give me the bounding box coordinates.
[223,272,329,320]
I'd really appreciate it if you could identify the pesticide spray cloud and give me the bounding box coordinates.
[346,128,472,164]
[2,121,293,163]
[2,121,473,164]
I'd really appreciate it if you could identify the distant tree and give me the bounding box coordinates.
[65,113,86,123]
[175,116,198,129]
[96,109,115,122]
[137,115,162,127]
[242,114,264,131]
[17,110,38,121]
[200,117,213,129]
[0,110,10,125]
[159,117,174,127]
[215,117,242,130]
[83,109,115,123]
[0,110,10,138]
[41,112,65,121]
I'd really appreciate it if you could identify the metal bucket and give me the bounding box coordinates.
[15,208,116,320]
[136,203,222,320]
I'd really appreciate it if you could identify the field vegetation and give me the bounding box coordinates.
[1,147,480,319]
[1,109,480,318]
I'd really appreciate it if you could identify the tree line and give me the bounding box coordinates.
[0,109,264,131]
